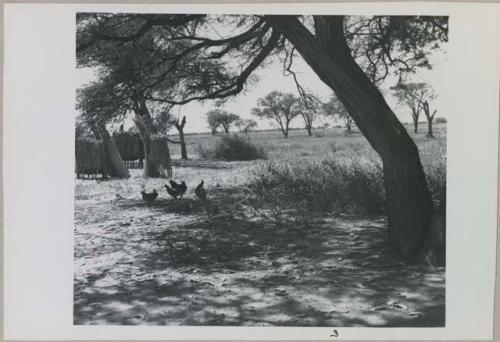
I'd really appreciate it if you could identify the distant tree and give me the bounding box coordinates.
[393,82,423,134]
[206,110,240,134]
[220,112,241,134]
[393,82,437,137]
[323,95,354,132]
[236,119,258,134]
[207,110,220,135]
[252,91,300,138]
[296,94,322,136]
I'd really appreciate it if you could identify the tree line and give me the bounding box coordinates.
[206,91,352,138]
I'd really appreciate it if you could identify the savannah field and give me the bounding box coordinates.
[74,122,446,326]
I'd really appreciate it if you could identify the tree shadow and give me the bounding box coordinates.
[74,197,444,326]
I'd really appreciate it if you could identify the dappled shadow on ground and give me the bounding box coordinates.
[74,189,444,327]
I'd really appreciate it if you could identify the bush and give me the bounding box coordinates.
[435,117,447,124]
[248,155,446,215]
[199,134,267,161]
[248,157,385,215]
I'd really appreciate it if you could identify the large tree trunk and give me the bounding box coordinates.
[133,99,173,178]
[268,16,434,258]
[97,124,130,179]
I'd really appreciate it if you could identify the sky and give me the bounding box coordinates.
[75,33,449,134]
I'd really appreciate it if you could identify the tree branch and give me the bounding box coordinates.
[147,28,280,105]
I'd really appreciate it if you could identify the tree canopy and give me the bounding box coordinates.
[77,14,447,107]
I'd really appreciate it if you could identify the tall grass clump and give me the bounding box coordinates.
[199,134,267,161]
[249,155,446,215]
[421,142,447,200]
[249,156,386,215]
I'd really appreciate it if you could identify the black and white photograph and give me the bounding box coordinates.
[74,13,448,327]
[4,2,500,341]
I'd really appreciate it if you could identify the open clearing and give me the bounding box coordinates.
[74,125,446,326]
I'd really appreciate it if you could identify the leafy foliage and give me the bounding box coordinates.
[76,80,129,130]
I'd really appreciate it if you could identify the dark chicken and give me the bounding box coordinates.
[170,180,187,197]
[141,189,158,205]
[165,180,187,199]
[195,180,207,200]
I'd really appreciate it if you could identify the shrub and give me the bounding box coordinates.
[248,155,446,215]
[435,117,447,124]
[248,156,385,215]
[199,134,267,161]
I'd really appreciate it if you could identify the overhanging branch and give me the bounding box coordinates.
[147,29,281,105]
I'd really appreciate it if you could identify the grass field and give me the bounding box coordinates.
[74,122,446,326]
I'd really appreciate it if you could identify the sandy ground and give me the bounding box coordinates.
[74,164,445,326]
